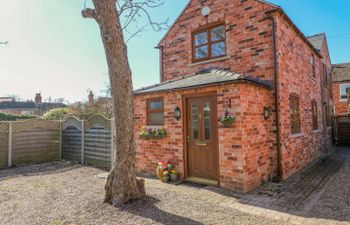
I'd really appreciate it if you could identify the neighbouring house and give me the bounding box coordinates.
[0,93,65,116]
[133,0,333,192]
[332,62,350,115]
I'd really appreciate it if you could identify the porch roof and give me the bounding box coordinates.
[134,68,272,95]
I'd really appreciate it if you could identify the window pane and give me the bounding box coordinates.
[211,25,225,41]
[194,31,208,46]
[211,41,226,57]
[149,101,162,109]
[340,84,350,100]
[149,112,164,125]
[204,102,211,140]
[195,45,208,59]
[192,104,199,140]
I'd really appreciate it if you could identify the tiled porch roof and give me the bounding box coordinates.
[134,68,272,95]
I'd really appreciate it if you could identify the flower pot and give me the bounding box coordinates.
[221,120,234,127]
[170,173,178,182]
[162,176,170,183]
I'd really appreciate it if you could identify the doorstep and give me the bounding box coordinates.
[185,176,219,186]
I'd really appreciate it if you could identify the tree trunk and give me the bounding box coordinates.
[83,0,145,205]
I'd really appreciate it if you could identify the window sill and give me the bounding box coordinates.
[291,132,304,138]
[188,55,231,67]
[312,129,321,133]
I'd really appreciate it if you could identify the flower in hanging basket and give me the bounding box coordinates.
[218,110,236,127]
[140,126,167,139]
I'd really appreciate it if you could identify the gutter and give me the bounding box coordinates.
[267,15,282,181]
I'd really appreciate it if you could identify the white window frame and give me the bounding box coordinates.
[339,83,350,102]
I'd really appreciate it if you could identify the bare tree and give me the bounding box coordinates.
[82,0,166,205]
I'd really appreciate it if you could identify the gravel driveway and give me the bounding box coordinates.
[0,161,288,225]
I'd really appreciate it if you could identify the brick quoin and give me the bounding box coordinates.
[133,0,333,192]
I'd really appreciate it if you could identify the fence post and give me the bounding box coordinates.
[59,121,62,160]
[111,118,114,167]
[8,122,12,167]
[81,120,85,165]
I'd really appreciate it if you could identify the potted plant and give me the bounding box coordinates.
[219,110,235,127]
[162,171,170,183]
[169,169,178,182]
[156,160,177,183]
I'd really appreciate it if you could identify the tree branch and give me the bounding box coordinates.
[82,8,97,19]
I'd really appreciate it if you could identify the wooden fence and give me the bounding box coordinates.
[0,115,114,169]
[61,115,113,168]
[336,114,350,146]
[0,119,60,169]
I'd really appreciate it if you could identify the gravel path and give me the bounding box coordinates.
[0,161,288,225]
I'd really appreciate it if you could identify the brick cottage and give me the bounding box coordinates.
[133,0,334,192]
[332,62,350,115]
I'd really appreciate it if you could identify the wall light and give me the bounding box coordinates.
[174,107,181,121]
[264,106,270,120]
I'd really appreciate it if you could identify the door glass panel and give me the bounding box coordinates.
[192,103,199,140]
[204,102,211,140]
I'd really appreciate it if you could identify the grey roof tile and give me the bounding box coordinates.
[307,33,326,51]
[134,68,271,94]
[332,62,350,82]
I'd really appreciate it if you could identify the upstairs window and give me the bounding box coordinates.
[192,23,226,62]
[290,95,301,134]
[340,83,350,101]
[147,98,164,125]
[311,55,316,78]
[311,100,318,130]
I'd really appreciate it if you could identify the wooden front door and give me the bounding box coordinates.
[186,95,218,181]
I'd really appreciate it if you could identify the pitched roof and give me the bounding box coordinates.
[332,62,350,82]
[134,68,271,95]
[306,33,326,51]
[0,102,36,109]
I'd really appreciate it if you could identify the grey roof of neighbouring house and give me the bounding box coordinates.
[332,62,350,82]
[134,68,272,95]
[307,33,326,51]
[0,101,36,109]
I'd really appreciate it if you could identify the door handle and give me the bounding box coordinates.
[186,136,191,142]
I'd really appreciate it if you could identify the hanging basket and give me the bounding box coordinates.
[220,119,234,127]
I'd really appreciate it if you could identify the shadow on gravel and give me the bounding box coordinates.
[0,160,81,180]
[118,196,204,225]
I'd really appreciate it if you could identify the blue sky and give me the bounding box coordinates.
[0,0,349,103]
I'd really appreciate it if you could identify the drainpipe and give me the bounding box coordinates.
[267,16,282,181]
[155,45,164,83]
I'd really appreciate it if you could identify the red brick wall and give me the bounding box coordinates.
[134,82,273,192]
[333,82,350,115]
[274,14,327,179]
[159,0,276,82]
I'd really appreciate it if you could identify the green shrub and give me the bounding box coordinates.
[0,112,36,121]
[42,108,68,120]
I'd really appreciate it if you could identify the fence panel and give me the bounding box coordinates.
[84,115,111,168]
[336,114,350,146]
[11,119,60,166]
[0,122,8,169]
[62,117,83,162]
